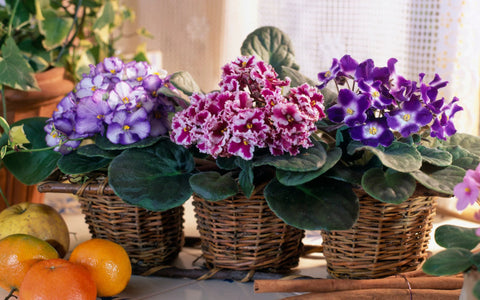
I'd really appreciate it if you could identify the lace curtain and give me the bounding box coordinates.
[256,0,480,135]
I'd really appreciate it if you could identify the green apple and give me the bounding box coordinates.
[0,203,70,257]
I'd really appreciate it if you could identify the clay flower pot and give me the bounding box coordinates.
[0,67,74,210]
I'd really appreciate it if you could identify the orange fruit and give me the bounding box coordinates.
[18,258,97,300]
[69,238,132,297]
[0,234,59,292]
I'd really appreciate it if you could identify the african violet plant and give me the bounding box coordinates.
[1,56,201,211]
[171,26,480,231]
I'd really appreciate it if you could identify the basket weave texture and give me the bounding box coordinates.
[321,190,437,279]
[38,178,184,275]
[193,192,305,272]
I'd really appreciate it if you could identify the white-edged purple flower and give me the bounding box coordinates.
[46,57,174,150]
[75,91,112,135]
[327,89,369,126]
[350,117,394,147]
[106,108,151,144]
[386,98,433,137]
[75,74,109,99]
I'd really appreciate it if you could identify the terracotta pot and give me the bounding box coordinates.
[0,67,74,210]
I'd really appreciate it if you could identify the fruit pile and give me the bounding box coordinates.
[0,203,132,299]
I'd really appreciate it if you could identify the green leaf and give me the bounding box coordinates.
[471,253,480,270]
[264,178,359,230]
[348,141,422,172]
[189,172,238,201]
[0,36,39,91]
[216,156,238,170]
[95,134,163,150]
[3,117,60,184]
[276,147,341,186]
[93,0,115,30]
[0,116,10,134]
[361,168,416,203]
[422,248,472,276]
[77,144,119,158]
[410,165,465,195]
[168,71,202,96]
[280,66,317,87]
[473,281,480,300]
[241,26,299,74]
[444,133,480,157]
[39,9,73,50]
[435,225,480,250]
[237,159,254,198]
[58,151,111,174]
[253,140,327,171]
[417,145,452,166]
[108,140,194,211]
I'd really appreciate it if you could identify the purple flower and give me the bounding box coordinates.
[386,98,433,137]
[317,58,340,89]
[75,91,112,135]
[106,108,151,144]
[103,57,124,76]
[350,117,394,147]
[327,89,369,126]
[454,168,480,211]
[430,97,463,140]
[75,74,109,99]
[419,73,448,104]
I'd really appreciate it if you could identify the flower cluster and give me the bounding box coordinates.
[45,57,176,153]
[318,55,462,147]
[454,164,480,234]
[170,56,325,160]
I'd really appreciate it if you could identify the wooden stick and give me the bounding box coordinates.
[254,276,463,293]
[280,289,461,300]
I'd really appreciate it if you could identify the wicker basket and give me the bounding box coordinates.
[38,178,184,275]
[192,192,305,272]
[321,190,437,279]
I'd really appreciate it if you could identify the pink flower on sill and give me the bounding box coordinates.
[454,166,480,211]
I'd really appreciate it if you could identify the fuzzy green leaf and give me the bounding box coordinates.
[169,71,202,96]
[361,168,416,203]
[348,141,422,172]
[3,118,60,184]
[0,36,39,91]
[417,145,452,166]
[281,66,317,87]
[58,152,111,174]
[264,178,359,230]
[423,248,472,276]
[410,165,465,195]
[95,134,163,150]
[189,172,238,201]
[108,140,194,211]
[253,140,327,171]
[236,159,254,198]
[276,147,341,186]
[77,144,119,158]
[444,133,480,157]
[435,225,480,250]
[241,26,299,74]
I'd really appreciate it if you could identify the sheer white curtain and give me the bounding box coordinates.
[256,0,480,135]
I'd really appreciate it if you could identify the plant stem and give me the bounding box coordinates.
[0,186,9,208]
[7,0,20,37]
[55,0,83,65]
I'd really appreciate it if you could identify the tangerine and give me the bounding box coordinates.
[69,238,132,297]
[0,234,59,293]
[18,258,97,300]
